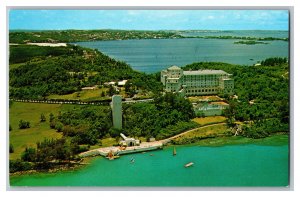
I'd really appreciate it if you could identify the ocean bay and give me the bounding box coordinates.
[76,34,288,73]
[10,135,289,187]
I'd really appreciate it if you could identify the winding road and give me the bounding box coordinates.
[161,122,227,144]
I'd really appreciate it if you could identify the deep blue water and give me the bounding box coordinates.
[76,35,288,73]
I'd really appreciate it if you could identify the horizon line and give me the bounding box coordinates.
[9,28,289,31]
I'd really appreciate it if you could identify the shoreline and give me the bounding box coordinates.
[9,156,96,177]
[170,132,289,148]
[9,133,288,177]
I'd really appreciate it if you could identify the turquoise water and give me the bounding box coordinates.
[76,32,288,73]
[10,141,289,187]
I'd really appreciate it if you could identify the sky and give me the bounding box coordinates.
[9,10,289,31]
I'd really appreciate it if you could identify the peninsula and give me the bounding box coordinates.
[9,30,289,175]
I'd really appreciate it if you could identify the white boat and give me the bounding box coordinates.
[184,162,194,168]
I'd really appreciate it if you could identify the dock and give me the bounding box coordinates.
[79,141,164,158]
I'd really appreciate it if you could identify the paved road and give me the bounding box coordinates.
[161,122,227,144]
[9,98,154,105]
[79,122,227,157]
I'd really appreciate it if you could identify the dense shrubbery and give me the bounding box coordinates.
[40,93,196,146]
[241,119,289,138]
[9,159,33,173]
[9,45,163,100]
[9,143,14,153]
[123,93,196,139]
[183,58,289,138]
[21,147,36,162]
[261,57,288,67]
[51,105,112,145]
[18,120,30,129]
[10,138,84,173]
[9,44,81,64]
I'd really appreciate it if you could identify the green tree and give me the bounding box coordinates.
[108,85,116,96]
[55,122,64,132]
[49,113,55,129]
[40,113,46,122]
[19,120,30,129]
[9,159,33,173]
[21,147,36,162]
[9,143,14,153]
[49,113,55,122]
[124,81,135,97]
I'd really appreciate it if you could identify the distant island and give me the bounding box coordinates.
[9,29,184,43]
[197,35,288,41]
[234,40,269,45]
[9,29,288,44]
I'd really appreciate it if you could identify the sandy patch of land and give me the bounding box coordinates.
[27,43,67,47]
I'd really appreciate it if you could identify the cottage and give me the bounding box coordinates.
[118,80,128,87]
[119,133,140,147]
[81,86,97,90]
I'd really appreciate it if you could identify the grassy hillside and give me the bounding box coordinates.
[192,116,227,126]
[9,102,63,160]
[9,44,78,64]
[171,124,228,145]
[9,44,162,100]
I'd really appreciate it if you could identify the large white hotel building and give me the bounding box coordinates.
[161,65,234,96]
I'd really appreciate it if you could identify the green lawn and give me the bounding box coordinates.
[172,124,228,144]
[47,88,109,101]
[192,116,227,126]
[183,124,228,138]
[188,95,222,103]
[9,102,63,160]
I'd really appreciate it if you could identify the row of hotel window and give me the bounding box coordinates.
[185,88,219,93]
[183,75,225,80]
[182,79,220,82]
[167,81,219,84]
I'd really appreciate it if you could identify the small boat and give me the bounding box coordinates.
[106,150,120,160]
[173,147,177,156]
[184,162,194,168]
[130,157,135,163]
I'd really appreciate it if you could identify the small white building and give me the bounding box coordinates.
[118,80,128,87]
[104,81,116,86]
[149,137,156,142]
[81,86,97,90]
[119,133,140,147]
